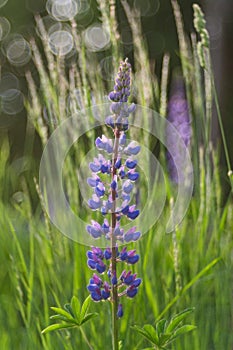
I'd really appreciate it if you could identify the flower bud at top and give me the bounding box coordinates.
[108,59,131,103]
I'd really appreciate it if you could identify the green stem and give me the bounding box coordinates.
[80,327,94,350]
[111,127,120,350]
[211,73,233,191]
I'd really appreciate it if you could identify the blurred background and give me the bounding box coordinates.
[0,0,233,187]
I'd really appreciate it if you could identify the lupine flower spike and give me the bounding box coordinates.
[86,59,141,348]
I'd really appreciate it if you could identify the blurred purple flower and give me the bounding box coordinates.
[166,76,192,183]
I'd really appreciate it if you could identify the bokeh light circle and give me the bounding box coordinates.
[47,22,63,36]
[0,0,8,9]
[46,0,53,16]
[2,34,31,66]
[48,29,74,56]
[67,88,84,112]
[75,0,90,15]
[51,0,78,21]
[35,15,57,40]
[99,56,116,81]
[0,73,19,95]
[84,23,111,52]
[1,89,24,115]
[0,17,11,41]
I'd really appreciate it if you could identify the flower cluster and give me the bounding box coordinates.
[86,59,141,317]
[166,75,191,183]
[87,137,140,218]
[87,246,141,306]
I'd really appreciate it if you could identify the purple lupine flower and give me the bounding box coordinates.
[166,76,192,183]
[117,304,123,318]
[86,246,141,297]
[86,59,141,317]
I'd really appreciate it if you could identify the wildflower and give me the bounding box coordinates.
[86,59,141,317]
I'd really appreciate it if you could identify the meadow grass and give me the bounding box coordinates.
[0,1,233,349]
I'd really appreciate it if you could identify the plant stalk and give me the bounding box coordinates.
[111,127,120,350]
[80,327,94,350]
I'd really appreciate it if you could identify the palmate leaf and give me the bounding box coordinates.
[41,295,99,335]
[133,307,196,349]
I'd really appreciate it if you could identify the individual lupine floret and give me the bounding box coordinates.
[122,179,133,194]
[88,194,102,210]
[87,174,100,187]
[125,158,138,169]
[127,169,140,181]
[124,141,141,155]
[95,182,105,197]
[124,227,141,243]
[86,220,103,238]
[117,304,123,318]
[95,135,113,154]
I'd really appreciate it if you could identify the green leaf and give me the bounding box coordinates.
[41,323,76,334]
[141,348,155,350]
[64,303,75,318]
[156,319,167,337]
[80,295,91,321]
[166,308,194,333]
[144,325,159,345]
[173,325,197,338]
[132,326,154,345]
[80,313,98,325]
[50,315,77,324]
[132,325,158,346]
[50,307,76,322]
[71,296,81,323]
